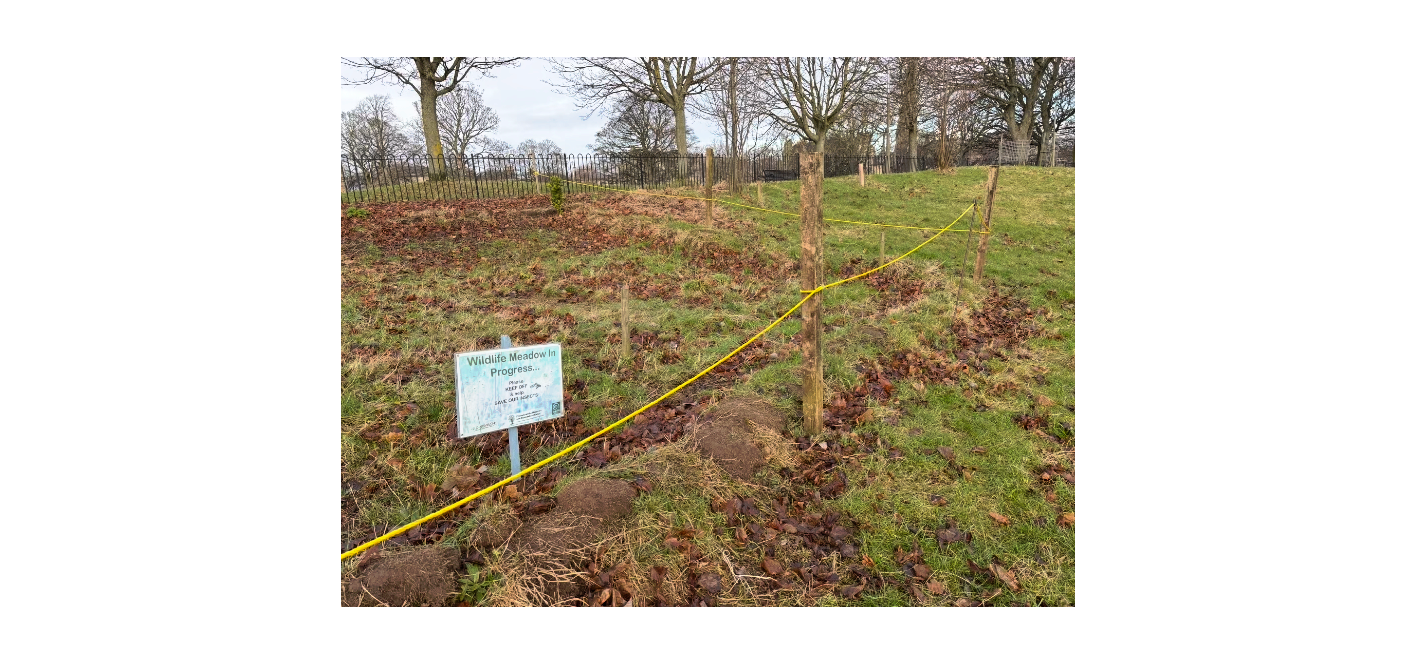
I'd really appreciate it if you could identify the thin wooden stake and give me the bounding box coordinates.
[859,162,865,186]
[974,166,999,281]
[620,284,630,358]
[949,199,978,341]
[879,230,886,266]
[799,153,824,436]
[757,181,764,206]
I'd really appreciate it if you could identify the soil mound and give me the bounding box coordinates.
[342,545,461,607]
[509,479,638,600]
[694,398,785,480]
[555,478,636,521]
[466,508,521,550]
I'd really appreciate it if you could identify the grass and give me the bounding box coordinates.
[340,165,1075,606]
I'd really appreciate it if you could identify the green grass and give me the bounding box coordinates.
[341,165,1075,606]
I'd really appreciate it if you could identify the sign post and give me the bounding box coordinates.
[501,335,521,475]
[454,337,566,476]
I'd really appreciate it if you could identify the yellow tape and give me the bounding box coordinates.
[339,198,976,561]
[532,169,988,234]
[802,204,973,293]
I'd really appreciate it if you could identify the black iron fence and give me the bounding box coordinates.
[340,150,1071,203]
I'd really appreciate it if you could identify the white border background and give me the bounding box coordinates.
[4,1,1410,661]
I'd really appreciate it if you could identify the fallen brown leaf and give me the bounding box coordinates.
[988,512,1010,526]
[936,527,968,546]
[927,580,946,595]
[1060,512,1075,528]
[990,563,1021,592]
[761,556,785,576]
[970,446,986,454]
[912,563,932,580]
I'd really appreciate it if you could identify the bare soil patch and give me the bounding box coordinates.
[342,545,461,607]
[693,398,786,480]
[507,478,638,601]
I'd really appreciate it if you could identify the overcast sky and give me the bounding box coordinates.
[340,58,721,154]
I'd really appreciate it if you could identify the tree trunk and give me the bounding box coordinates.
[673,100,689,184]
[417,71,448,181]
[896,58,920,173]
[728,59,741,195]
[937,89,952,170]
[882,106,894,174]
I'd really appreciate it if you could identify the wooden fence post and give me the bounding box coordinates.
[879,230,886,266]
[757,180,764,206]
[859,162,865,187]
[704,148,714,223]
[799,153,824,436]
[620,284,631,358]
[974,166,999,281]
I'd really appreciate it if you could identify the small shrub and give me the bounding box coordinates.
[549,176,564,214]
[346,207,370,219]
[455,563,498,606]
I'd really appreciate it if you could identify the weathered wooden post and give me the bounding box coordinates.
[859,162,865,187]
[799,153,824,436]
[620,284,631,358]
[879,230,886,266]
[974,166,1000,281]
[704,148,714,223]
[757,180,764,206]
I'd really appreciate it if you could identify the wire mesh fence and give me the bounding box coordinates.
[340,149,1071,203]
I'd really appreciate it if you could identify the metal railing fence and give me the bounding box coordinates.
[340,149,1072,203]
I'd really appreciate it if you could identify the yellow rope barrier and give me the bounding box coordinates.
[339,199,975,561]
[532,169,988,234]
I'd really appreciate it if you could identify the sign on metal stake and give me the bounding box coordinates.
[454,336,565,476]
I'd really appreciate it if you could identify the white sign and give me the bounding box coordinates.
[454,343,565,438]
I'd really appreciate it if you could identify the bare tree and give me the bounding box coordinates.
[342,57,525,179]
[750,57,884,178]
[341,95,416,160]
[918,57,984,169]
[408,85,500,159]
[516,139,562,155]
[976,57,1054,148]
[549,58,727,179]
[690,58,769,193]
[341,95,420,188]
[894,57,922,171]
[592,96,693,156]
[479,137,512,154]
[1030,58,1075,165]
